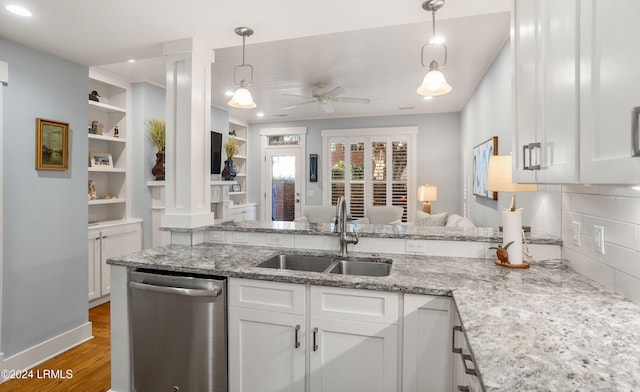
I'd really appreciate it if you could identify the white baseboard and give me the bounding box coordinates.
[0,322,93,383]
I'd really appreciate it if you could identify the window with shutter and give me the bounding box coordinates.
[322,128,416,222]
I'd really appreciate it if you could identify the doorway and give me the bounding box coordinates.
[266,148,301,221]
[260,127,307,222]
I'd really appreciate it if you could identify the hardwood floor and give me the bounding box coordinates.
[1,302,111,392]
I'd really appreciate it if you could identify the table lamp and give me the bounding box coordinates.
[486,155,537,265]
[418,185,438,213]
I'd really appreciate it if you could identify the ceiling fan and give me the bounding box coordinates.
[282,84,370,113]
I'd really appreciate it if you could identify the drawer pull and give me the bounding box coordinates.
[632,107,640,157]
[294,324,301,349]
[458,386,470,392]
[452,325,463,354]
[462,353,478,376]
[312,327,319,351]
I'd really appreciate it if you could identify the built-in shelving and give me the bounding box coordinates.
[228,122,248,207]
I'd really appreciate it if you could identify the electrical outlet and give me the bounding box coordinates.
[266,234,284,246]
[406,240,427,253]
[572,221,581,246]
[594,225,605,255]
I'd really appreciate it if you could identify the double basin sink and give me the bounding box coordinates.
[257,254,392,277]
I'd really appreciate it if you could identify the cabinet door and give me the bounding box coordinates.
[100,223,142,295]
[228,307,305,392]
[88,231,101,301]
[309,317,398,392]
[402,294,452,392]
[580,0,640,183]
[513,0,579,183]
[512,0,538,183]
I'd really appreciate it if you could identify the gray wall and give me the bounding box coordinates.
[1,37,89,356]
[131,82,166,249]
[460,39,561,236]
[248,113,462,220]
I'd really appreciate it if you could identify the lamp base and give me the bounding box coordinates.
[422,202,432,214]
[495,259,530,269]
[499,225,531,233]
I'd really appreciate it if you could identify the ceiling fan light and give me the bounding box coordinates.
[227,87,256,109]
[417,61,452,96]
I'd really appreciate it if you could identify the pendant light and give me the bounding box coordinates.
[228,27,257,109]
[417,0,452,97]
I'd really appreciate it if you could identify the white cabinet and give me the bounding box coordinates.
[228,279,399,392]
[512,0,579,184]
[309,286,399,392]
[452,312,481,392]
[402,294,453,392]
[88,221,142,305]
[229,279,306,392]
[579,0,640,183]
[228,204,257,221]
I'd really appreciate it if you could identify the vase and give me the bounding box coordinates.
[152,152,165,181]
[222,159,237,180]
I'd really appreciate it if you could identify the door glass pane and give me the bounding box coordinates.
[271,156,296,221]
[268,135,300,146]
[392,141,408,221]
[372,141,387,206]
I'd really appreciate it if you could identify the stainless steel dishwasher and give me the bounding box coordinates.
[129,269,227,392]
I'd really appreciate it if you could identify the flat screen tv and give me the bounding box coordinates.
[211,131,223,174]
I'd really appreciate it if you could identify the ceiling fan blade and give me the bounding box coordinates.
[333,97,371,104]
[323,86,346,98]
[282,93,316,100]
[283,100,317,110]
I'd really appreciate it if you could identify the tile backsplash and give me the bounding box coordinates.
[562,185,640,305]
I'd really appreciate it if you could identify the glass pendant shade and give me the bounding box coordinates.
[227,86,256,109]
[417,61,452,96]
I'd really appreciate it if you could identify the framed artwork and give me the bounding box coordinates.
[36,118,69,170]
[90,152,113,168]
[231,184,241,192]
[472,136,498,200]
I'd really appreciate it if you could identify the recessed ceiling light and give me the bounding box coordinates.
[256,112,264,117]
[423,96,434,101]
[128,59,136,63]
[632,186,640,191]
[6,5,32,17]
[429,36,445,45]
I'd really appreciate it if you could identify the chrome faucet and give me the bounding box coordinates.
[335,196,359,255]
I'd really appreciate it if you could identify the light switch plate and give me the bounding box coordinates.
[594,225,605,254]
[572,221,581,246]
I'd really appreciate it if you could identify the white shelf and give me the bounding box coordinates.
[89,198,125,205]
[88,167,126,173]
[88,100,126,113]
[233,155,247,160]
[229,191,246,196]
[229,135,247,142]
[234,173,246,177]
[89,134,126,143]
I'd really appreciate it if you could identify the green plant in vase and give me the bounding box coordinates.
[222,138,239,180]
[146,118,166,180]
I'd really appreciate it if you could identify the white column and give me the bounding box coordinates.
[161,39,215,229]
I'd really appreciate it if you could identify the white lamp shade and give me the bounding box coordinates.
[227,87,256,109]
[418,185,438,201]
[417,70,452,96]
[486,155,537,192]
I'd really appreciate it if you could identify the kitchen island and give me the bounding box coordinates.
[109,242,640,391]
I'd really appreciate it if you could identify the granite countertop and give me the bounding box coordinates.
[181,220,562,245]
[108,243,640,391]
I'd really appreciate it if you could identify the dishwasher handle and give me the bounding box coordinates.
[130,281,222,297]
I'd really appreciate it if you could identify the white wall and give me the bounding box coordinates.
[460,39,561,236]
[562,186,640,305]
[131,82,166,249]
[1,37,89,357]
[248,113,462,220]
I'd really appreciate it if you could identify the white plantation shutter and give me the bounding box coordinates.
[323,128,416,222]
